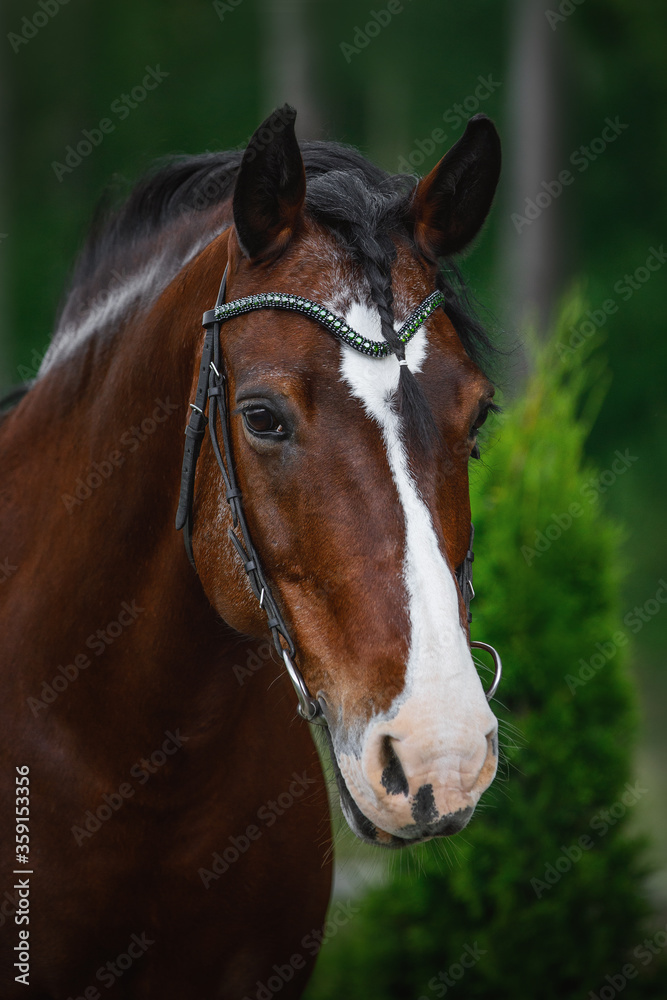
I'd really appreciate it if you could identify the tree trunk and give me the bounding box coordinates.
[259,0,322,139]
[501,0,564,356]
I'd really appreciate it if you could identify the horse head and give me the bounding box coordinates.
[187,106,502,848]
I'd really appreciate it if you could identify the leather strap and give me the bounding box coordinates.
[175,330,215,566]
[455,523,475,625]
[177,265,298,666]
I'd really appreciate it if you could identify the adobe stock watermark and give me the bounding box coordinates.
[8,0,71,54]
[17,343,48,382]
[51,66,169,182]
[397,75,501,173]
[511,116,628,234]
[417,942,487,999]
[0,882,23,928]
[61,397,180,513]
[0,558,18,584]
[521,449,638,566]
[237,106,297,167]
[198,771,317,888]
[565,579,667,694]
[168,108,291,223]
[241,899,360,1000]
[557,246,667,362]
[588,921,667,1000]
[27,600,144,717]
[64,931,155,998]
[70,267,129,327]
[340,0,414,63]
[173,165,235,223]
[530,781,648,898]
[71,730,188,846]
[212,0,244,21]
[233,640,274,685]
[545,0,586,30]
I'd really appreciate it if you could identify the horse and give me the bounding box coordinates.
[0,104,502,999]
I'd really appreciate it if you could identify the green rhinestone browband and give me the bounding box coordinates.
[211,288,446,358]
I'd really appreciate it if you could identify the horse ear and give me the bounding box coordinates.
[233,105,306,261]
[410,114,501,261]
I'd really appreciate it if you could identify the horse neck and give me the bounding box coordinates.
[3,230,244,719]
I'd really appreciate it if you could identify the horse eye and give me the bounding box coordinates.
[469,417,486,460]
[243,407,283,435]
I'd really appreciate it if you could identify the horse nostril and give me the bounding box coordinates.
[411,783,439,826]
[474,728,499,791]
[380,736,409,797]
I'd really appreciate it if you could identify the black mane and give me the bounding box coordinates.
[57,141,497,376]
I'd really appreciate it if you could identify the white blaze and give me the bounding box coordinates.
[334,300,496,833]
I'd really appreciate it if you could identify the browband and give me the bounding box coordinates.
[203,289,445,359]
[175,266,500,720]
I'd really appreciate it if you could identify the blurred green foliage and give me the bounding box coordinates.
[305,301,665,999]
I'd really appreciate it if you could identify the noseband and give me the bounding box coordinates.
[176,265,502,724]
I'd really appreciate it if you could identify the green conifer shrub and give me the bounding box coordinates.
[305,299,664,1000]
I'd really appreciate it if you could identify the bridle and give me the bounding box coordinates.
[175,264,502,725]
